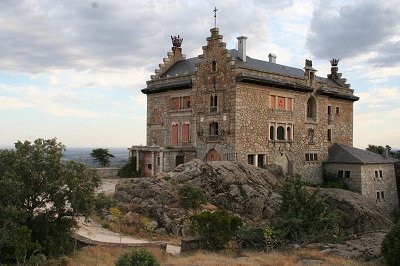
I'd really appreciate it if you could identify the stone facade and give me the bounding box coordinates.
[324,143,399,211]
[129,27,359,183]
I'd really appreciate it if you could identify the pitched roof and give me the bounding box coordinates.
[326,143,398,164]
[160,49,344,87]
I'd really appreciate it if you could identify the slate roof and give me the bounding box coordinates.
[160,49,340,87]
[326,143,398,164]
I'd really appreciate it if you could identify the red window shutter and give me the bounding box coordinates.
[270,96,276,109]
[278,96,285,110]
[182,123,190,142]
[171,98,180,110]
[287,98,292,110]
[183,96,191,109]
[171,124,178,146]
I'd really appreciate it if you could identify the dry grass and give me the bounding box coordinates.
[62,246,377,266]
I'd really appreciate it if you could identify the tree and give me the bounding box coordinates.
[273,178,340,243]
[90,148,115,167]
[118,156,139,178]
[0,138,101,263]
[381,222,400,266]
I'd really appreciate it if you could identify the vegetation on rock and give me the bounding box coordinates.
[118,156,139,178]
[90,148,115,167]
[115,248,160,266]
[179,184,207,209]
[381,222,400,266]
[273,178,340,243]
[321,171,349,189]
[190,210,242,249]
[0,138,101,264]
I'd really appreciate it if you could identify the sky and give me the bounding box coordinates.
[0,0,399,149]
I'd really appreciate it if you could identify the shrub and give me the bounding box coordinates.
[273,177,340,243]
[190,210,242,249]
[94,192,117,214]
[321,171,349,189]
[381,223,400,266]
[236,227,267,249]
[115,249,160,266]
[179,184,207,209]
[118,157,139,178]
[390,207,400,224]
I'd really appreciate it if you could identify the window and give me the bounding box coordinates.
[209,122,218,136]
[287,127,291,140]
[327,129,332,142]
[182,123,190,142]
[269,123,293,141]
[377,191,385,200]
[277,126,285,140]
[305,153,318,162]
[248,154,255,165]
[270,95,293,111]
[269,126,275,140]
[328,106,332,115]
[258,154,265,167]
[375,170,384,179]
[171,96,191,110]
[344,171,351,178]
[307,97,316,119]
[338,170,344,178]
[308,128,315,144]
[336,106,340,115]
[210,95,218,112]
[379,170,383,178]
[212,60,217,72]
[171,123,179,146]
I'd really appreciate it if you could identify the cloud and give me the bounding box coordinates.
[307,0,400,60]
[0,96,32,110]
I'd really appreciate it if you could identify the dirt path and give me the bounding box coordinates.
[75,178,181,255]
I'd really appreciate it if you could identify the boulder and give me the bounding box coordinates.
[114,159,393,237]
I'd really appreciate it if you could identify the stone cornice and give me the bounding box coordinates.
[142,78,192,94]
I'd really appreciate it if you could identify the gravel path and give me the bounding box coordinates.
[75,178,181,255]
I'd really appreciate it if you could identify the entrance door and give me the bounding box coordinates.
[176,155,184,166]
[206,149,221,161]
[143,151,152,177]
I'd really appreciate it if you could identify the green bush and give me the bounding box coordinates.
[381,223,400,266]
[179,184,207,209]
[118,157,139,178]
[390,207,400,224]
[236,227,267,249]
[94,192,117,214]
[321,171,349,189]
[115,249,160,266]
[190,210,242,249]
[273,177,340,243]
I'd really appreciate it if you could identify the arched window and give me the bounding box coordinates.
[182,123,190,142]
[287,127,291,140]
[269,126,275,140]
[171,123,179,146]
[209,122,219,136]
[277,126,285,140]
[307,97,316,119]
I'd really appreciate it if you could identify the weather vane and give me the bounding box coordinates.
[213,7,218,28]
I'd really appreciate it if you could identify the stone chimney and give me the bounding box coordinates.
[268,53,277,63]
[237,36,247,62]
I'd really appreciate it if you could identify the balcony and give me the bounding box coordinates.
[207,135,220,142]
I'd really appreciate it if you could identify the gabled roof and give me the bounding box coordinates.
[326,143,398,164]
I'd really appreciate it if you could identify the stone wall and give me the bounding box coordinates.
[94,168,120,178]
[323,163,363,192]
[361,164,399,211]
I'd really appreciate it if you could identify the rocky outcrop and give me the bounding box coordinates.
[114,159,280,234]
[319,189,393,235]
[114,159,393,238]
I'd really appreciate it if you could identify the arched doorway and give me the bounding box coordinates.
[206,148,221,162]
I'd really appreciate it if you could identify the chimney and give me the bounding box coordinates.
[237,36,247,62]
[384,147,389,158]
[268,53,277,63]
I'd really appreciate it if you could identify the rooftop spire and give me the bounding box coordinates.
[213,7,218,28]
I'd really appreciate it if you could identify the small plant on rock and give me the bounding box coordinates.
[179,184,207,209]
[381,222,400,266]
[115,248,160,266]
